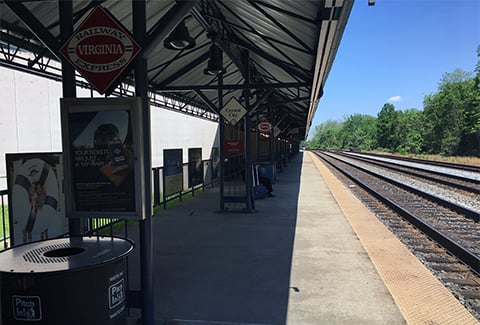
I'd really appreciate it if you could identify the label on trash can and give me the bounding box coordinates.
[109,279,125,309]
[108,270,126,320]
[13,295,42,321]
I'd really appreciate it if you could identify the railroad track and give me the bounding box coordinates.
[358,151,480,173]
[312,150,480,319]
[338,151,480,195]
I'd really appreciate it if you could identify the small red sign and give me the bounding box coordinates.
[59,6,141,94]
[257,119,272,133]
[224,140,244,154]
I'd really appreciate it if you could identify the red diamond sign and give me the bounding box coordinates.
[60,6,141,94]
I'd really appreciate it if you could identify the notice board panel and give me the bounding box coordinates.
[163,149,183,197]
[188,148,203,188]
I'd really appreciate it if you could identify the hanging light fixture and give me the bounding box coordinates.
[164,20,195,50]
[204,44,226,75]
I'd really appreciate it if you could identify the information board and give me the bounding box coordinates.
[163,149,183,196]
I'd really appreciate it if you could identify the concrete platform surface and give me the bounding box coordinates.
[126,152,405,324]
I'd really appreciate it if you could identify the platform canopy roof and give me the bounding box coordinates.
[0,0,353,141]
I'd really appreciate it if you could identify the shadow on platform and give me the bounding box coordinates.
[127,154,304,324]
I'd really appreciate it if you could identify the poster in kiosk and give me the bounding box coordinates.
[60,97,146,220]
[0,236,133,324]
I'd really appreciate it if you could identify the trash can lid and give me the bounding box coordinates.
[0,236,133,274]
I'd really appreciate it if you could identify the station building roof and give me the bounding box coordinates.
[0,0,353,141]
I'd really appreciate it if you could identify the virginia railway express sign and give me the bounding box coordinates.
[60,6,141,94]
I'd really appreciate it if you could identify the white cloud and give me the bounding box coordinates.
[388,96,402,102]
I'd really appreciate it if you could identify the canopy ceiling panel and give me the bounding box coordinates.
[0,0,354,140]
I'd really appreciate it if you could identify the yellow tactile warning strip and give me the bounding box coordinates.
[307,151,479,325]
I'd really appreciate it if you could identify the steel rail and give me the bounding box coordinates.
[321,151,479,222]
[361,151,480,173]
[315,151,480,276]
[335,151,479,193]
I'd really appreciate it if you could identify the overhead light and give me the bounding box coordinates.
[164,20,195,50]
[204,44,226,75]
[368,0,375,6]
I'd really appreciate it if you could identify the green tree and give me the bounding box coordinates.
[376,103,400,151]
[395,109,424,154]
[309,120,343,149]
[466,45,480,156]
[338,114,377,150]
[423,68,478,155]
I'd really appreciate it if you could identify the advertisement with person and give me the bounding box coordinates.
[68,109,135,211]
[61,98,145,219]
[6,153,68,246]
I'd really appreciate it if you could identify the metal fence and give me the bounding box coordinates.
[0,159,217,251]
[0,189,8,250]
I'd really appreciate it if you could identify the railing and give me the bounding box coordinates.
[153,159,218,210]
[0,159,218,251]
[0,189,9,250]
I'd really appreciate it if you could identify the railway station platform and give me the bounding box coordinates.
[126,152,477,325]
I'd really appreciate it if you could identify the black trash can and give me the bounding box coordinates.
[0,236,133,325]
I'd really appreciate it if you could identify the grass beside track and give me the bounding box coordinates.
[370,152,480,167]
[0,205,9,240]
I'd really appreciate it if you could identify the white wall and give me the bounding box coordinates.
[0,66,219,188]
[150,106,219,167]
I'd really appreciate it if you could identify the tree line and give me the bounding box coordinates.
[304,47,480,157]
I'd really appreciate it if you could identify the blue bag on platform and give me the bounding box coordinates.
[253,185,267,199]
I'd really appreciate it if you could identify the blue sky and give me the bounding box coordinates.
[308,0,480,139]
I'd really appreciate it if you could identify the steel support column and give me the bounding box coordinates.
[244,52,254,212]
[133,1,154,324]
[218,75,225,211]
[59,0,82,235]
[256,112,260,161]
[269,107,275,169]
